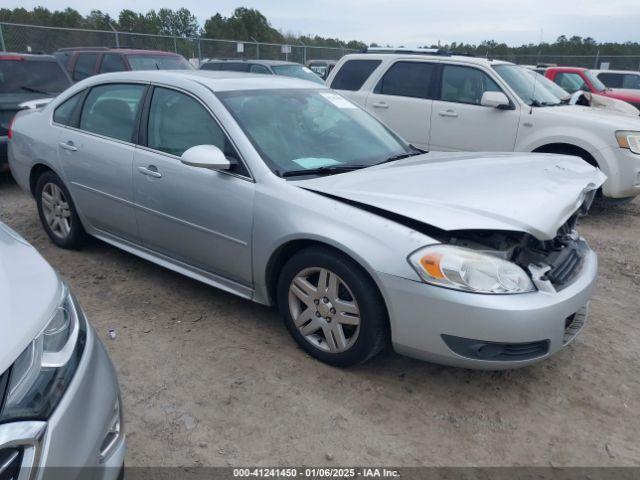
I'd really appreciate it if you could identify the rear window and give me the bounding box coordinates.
[0,59,71,94]
[219,63,251,72]
[330,60,381,91]
[73,53,99,81]
[374,61,437,99]
[201,62,222,71]
[99,53,127,74]
[126,54,192,71]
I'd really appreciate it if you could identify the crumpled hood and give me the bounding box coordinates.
[0,223,61,374]
[294,152,606,240]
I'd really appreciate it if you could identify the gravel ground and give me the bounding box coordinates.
[1,172,639,467]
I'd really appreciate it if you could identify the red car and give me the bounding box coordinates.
[54,47,193,82]
[543,66,640,110]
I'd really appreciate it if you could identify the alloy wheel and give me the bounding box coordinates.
[41,183,72,239]
[288,267,361,353]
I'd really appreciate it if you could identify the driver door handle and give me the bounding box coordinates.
[371,101,389,109]
[137,165,162,178]
[438,109,459,118]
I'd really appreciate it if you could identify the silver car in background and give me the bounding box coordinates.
[9,70,604,369]
[0,222,124,479]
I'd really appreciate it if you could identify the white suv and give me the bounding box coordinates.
[327,50,640,199]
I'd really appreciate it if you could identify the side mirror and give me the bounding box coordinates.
[480,91,511,109]
[181,145,231,170]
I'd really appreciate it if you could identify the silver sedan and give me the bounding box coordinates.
[9,70,604,368]
[0,221,124,478]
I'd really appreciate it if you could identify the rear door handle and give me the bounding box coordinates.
[371,101,389,109]
[137,166,162,178]
[438,109,459,118]
[59,141,77,152]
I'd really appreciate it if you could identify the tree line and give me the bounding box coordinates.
[1,6,640,57]
[0,6,366,50]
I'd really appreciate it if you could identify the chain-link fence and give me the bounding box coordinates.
[0,22,355,65]
[484,53,640,71]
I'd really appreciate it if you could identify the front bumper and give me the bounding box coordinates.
[0,324,125,479]
[598,146,640,198]
[380,248,598,369]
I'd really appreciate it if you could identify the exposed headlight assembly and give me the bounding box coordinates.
[616,131,640,154]
[408,245,535,294]
[1,284,86,422]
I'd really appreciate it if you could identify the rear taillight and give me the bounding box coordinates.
[7,115,16,140]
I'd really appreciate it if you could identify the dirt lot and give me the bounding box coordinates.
[1,172,639,467]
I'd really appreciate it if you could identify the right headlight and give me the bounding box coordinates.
[408,245,536,294]
[615,130,640,154]
[0,284,86,422]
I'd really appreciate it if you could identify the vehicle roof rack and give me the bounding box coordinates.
[363,47,453,56]
[56,46,110,52]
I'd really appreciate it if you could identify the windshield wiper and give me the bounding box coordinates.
[282,165,368,178]
[19,86,51,95]
[375,149,423,166]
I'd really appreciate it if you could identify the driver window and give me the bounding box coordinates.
[440,65,501,105]
[147,87,247,175]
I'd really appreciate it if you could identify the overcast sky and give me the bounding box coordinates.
[13,0,640,46]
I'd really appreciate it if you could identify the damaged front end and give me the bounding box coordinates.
[435,191,596,295]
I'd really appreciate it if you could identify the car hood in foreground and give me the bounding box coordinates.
[0,223,61,374]
[294,152,606,241]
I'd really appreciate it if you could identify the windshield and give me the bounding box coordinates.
[126,54,192,71]
[584,70,607,92]
[271,65,325,85]
[0,60,70,95]
[494,64,561,106]
[217,89,411,176]
[524,69,570,100]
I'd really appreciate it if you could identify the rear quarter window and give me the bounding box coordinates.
[53,92,83,126]
[330,59,381,91]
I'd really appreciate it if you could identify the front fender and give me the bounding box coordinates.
[250,182,434,305]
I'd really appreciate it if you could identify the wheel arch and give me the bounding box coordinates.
[532,142,599,168]
[29,163,57,197]
[263,238,388,316]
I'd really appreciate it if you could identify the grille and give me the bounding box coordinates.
[442,335,550,362]
[0,448,22,480]
[547,247,582,286]
[564,304,589,344]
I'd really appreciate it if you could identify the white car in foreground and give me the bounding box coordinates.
[327,49,640,199]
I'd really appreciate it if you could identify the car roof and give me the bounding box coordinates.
[77,69,327,92]
[591,69,640,75]
[57,47,181,56]
[338,52,513,67]
[0,52,60,62]
[203,59,299,66]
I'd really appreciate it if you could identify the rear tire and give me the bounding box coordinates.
[277,246,388,367]
[35,171,87,249]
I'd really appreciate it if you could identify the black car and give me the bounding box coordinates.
[0,53,72,168]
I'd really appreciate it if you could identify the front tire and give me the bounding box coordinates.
[277,246,388,367]
[35,171,87,249]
